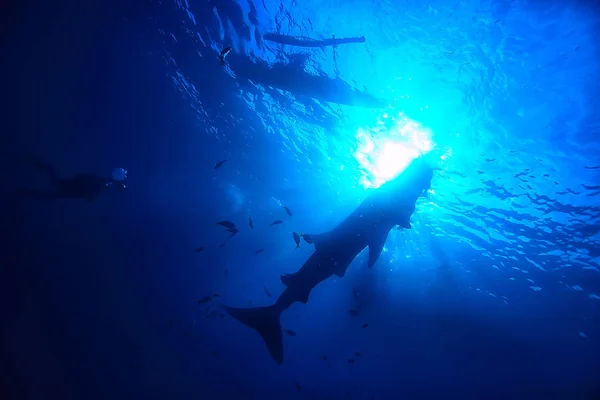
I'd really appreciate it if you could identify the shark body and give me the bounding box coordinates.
[223,157,434,364]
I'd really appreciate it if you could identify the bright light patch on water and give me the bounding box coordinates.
[224,182,244,212]
[354,112,434,188]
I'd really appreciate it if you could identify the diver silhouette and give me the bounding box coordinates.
[21,158,127,202]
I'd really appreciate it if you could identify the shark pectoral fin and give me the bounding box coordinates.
[368,231,390,268]
[333,259,347,277]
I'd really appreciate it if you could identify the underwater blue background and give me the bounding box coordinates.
[3,0,600,399]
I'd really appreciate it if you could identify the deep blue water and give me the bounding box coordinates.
[3,0,600,399]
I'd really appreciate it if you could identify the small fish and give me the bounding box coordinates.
[362,323,369,329]
[220,242,226,248]
[347,359,356,364]
[217,220,236,228]
[249,216,253,229]
[214,159,227,169]
[284,329,297,337]
[348,309,360,316]
[194,247,205,252]
[322,355,327,361]
[292,232,301,248]
[211,350,217,357]
[212,293,221,298]
[219,47,232,66]
[283,205,293,216]
[301,233,313,244]
[264,286,272,297]
[296,383,302,393]
[270,220,283,226]
[355,352,362,357]
[254,248,264,254]
[352,288,359,301]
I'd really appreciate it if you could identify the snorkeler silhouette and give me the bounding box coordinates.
[20,158,127,202]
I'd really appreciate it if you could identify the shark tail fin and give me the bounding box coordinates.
[223,304,284,365]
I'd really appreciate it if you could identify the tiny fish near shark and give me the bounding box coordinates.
[218,157,434,364]
[214,160,227,169]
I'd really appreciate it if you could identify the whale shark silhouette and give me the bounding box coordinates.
[222,157,434,364]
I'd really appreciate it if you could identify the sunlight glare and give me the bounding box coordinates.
[354,112,433,188]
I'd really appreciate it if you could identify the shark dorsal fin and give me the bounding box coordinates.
[396,201,415,229]
[298,290,310,304]
[368,229,390,268]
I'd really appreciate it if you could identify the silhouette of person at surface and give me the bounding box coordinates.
[184,0,382,108]
[20,158,126,202]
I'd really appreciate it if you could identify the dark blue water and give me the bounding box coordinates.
[3,0,600,399]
